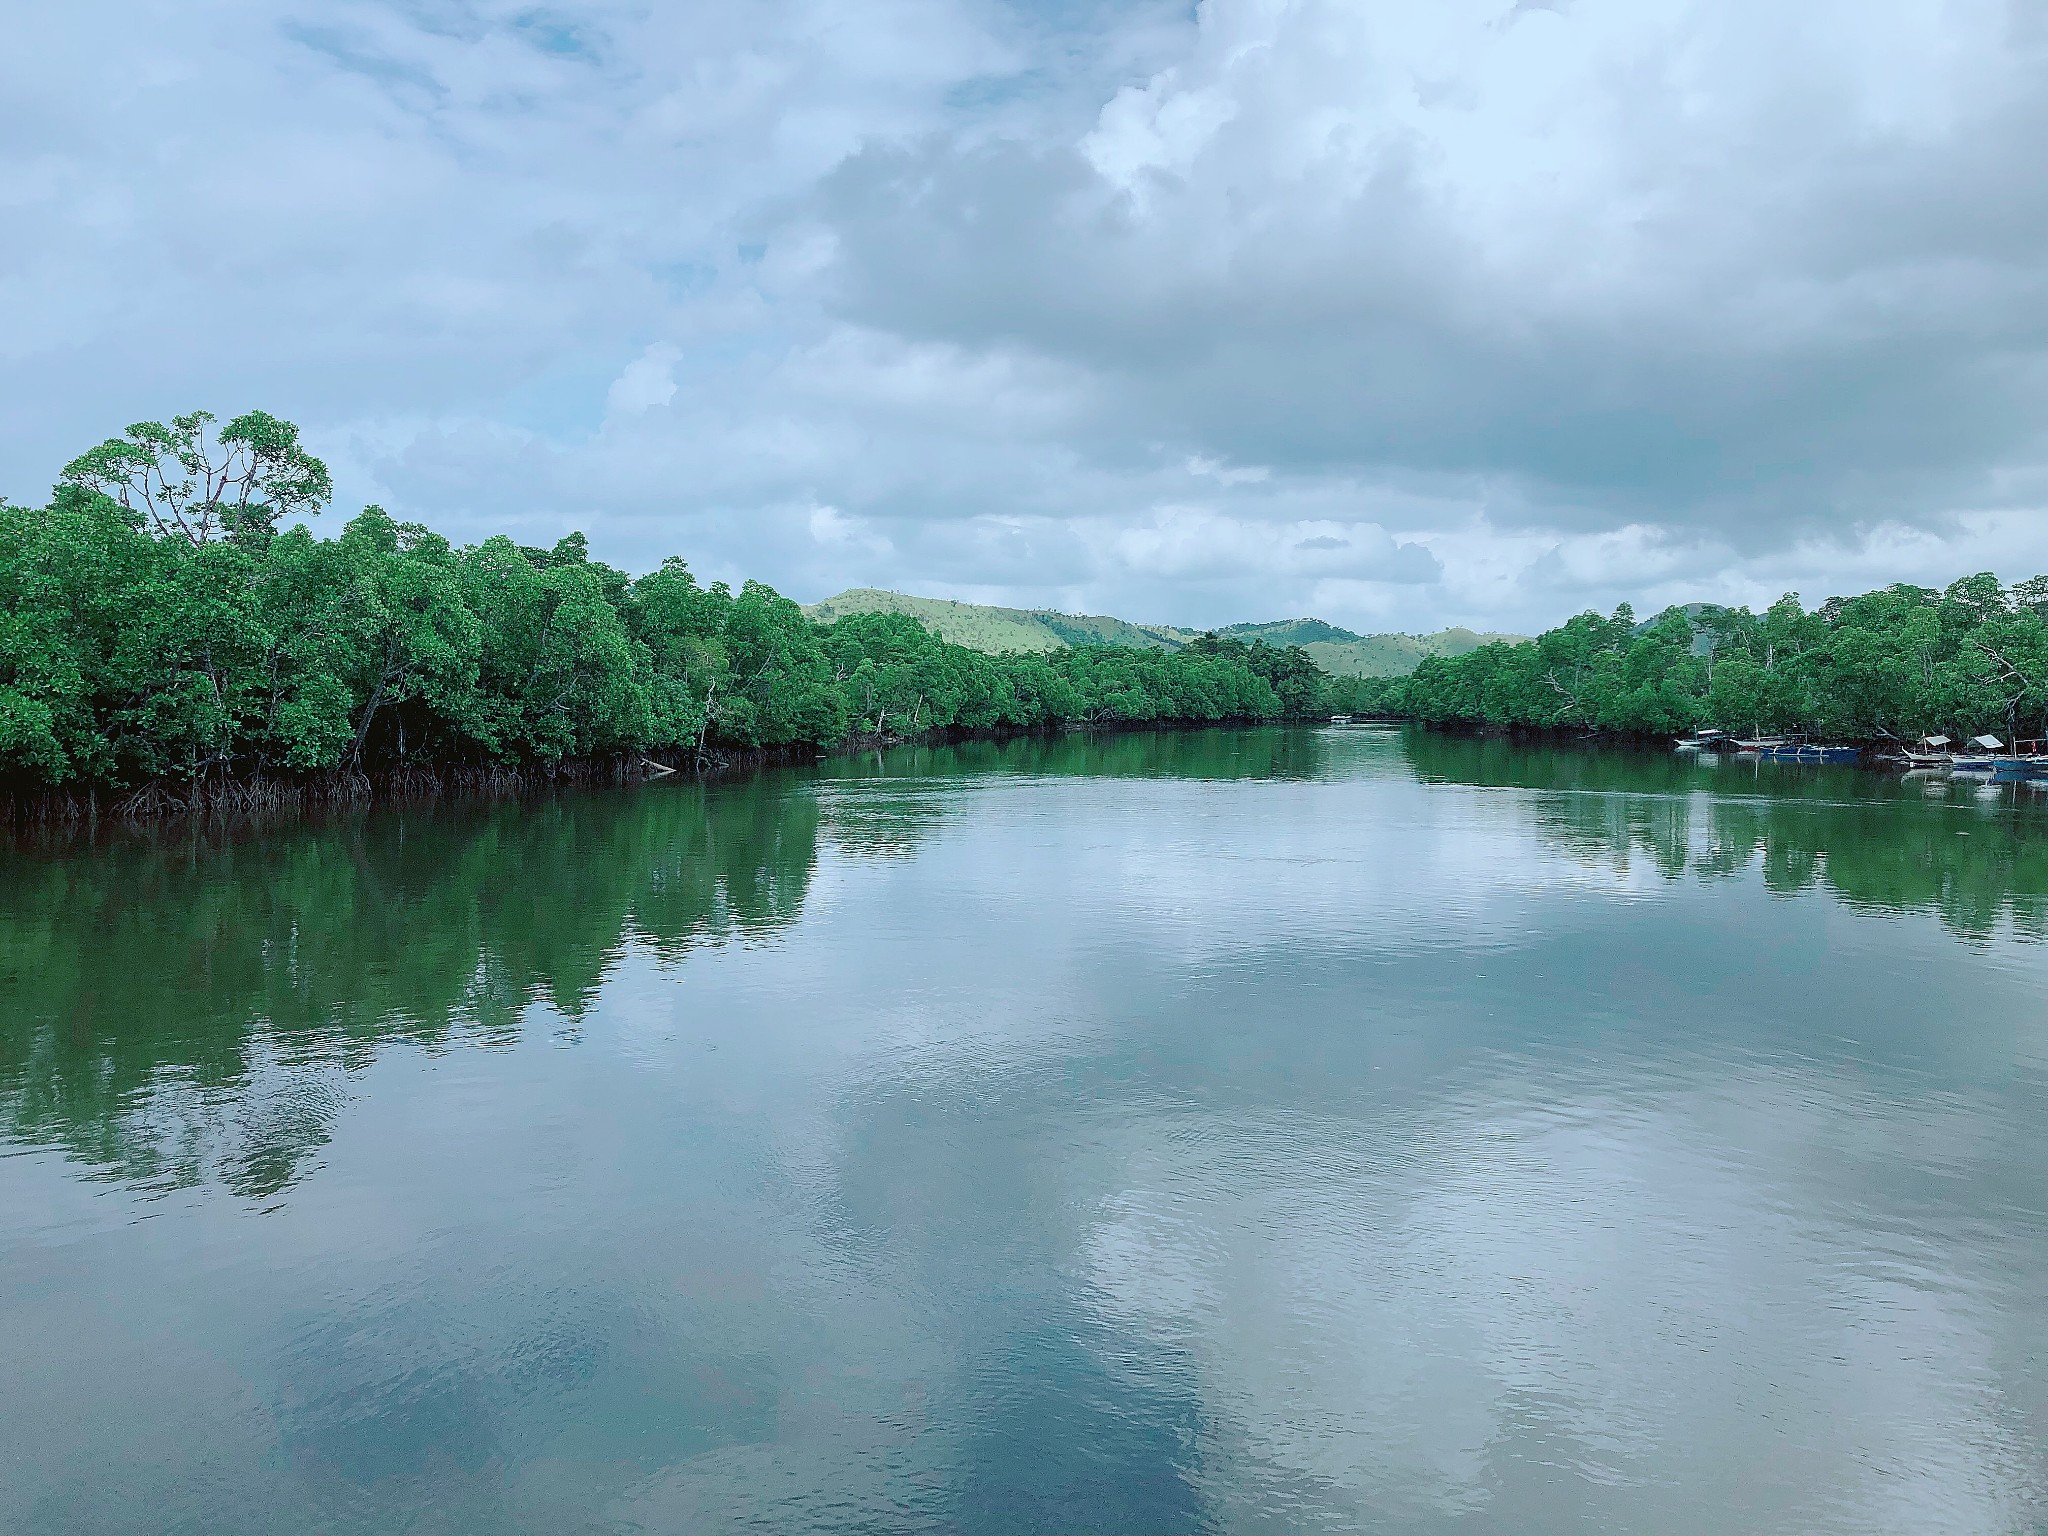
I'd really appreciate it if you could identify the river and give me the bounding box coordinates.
[3,727,2045,1533]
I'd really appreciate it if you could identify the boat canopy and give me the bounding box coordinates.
[1921,735,1950,747]
[1971,734,2005,750]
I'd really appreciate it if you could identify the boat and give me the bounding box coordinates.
[1730,737,1787,754]
[1674,728,1728,752]
[1991,740,2048,779]
[2010,739,2048,772]
[1900,734,1953,769]
[1947,735,2048,778]
[1754,742,1861,764]
[1952,734,2012,774]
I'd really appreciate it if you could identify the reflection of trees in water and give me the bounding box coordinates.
[0,777,820,1197]
[826,727,1331,785]
[1405,732,2048,942]
[813,728,1334,862]
[31,720,2034,1205]
[815,758,967,863]
[1,730,1327,1199]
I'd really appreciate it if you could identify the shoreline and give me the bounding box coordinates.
[6,717,1943,837]
[1,714,1315,837]
[1385,718,1916,755]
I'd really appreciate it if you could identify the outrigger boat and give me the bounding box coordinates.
[1688,731,1853,762]
[1951,734,2005,772]
[1899,734,1953,768]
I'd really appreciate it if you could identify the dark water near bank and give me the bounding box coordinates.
[4,728,2046,1534]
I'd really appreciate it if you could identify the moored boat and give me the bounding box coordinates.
[1952,735,2012,774]
[1990,740,2048,779]
[1900,734,1953,769]
[1946,753,2048,779]
[2010,739,2048,773]
[1755,742,1861,764]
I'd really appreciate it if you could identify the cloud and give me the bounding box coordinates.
[808,503,892,557]
[819,0,2048,534]
[606,344,682,415]
[4,0,2046,633]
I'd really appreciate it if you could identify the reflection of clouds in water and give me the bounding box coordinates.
[11,731,2048,1532]
[906,775,1665,976]
[1076,1078,2042,1533]
[823,736,2048,987]
[673,751,2048,1531]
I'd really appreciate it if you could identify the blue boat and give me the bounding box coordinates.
[1755,743,1861,764]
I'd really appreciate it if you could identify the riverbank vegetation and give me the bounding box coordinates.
[19,410,2048,814]
[0,411,1335,810]
[1335,576,2048,745]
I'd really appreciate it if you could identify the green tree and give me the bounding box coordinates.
[59,410,332,546]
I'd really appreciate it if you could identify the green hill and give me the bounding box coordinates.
[1214,618,1362,646]
[1298,627,1520,677]
[1209,617,1520,675]
[804,589,1186,653]
[806,590,1523,677]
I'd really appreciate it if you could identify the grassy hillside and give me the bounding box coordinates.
[805,590,1521,677]
[1214,618,1364,646]
[804,589,1186,653]
[1300,627,1521,678]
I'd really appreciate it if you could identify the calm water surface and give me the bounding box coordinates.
[4,728,2046,1533]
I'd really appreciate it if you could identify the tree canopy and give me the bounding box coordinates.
[1,411,1334,799]
[1338,579,2048,744]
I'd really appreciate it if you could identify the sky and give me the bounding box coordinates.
[5,0,2047,634]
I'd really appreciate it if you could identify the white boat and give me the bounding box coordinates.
[1900,734,1953,769]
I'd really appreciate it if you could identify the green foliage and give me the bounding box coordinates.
[1380,580,2048,743]
[1,412,1346,796]
[59,409,332,546]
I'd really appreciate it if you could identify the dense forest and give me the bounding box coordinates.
[0,411,1330,806]
[1334,576,2048,744]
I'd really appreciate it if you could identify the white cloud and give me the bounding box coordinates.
[606,344,681,415]
[5,0,2046,634]
[808,503,891,557]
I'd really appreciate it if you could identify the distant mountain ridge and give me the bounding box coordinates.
[804,589,1522,677]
